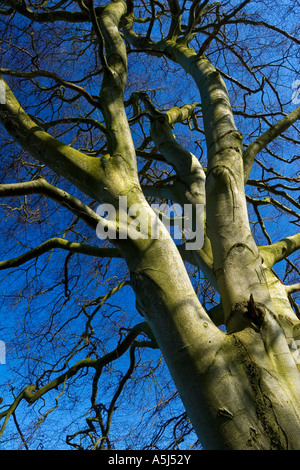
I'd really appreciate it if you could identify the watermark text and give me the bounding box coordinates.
[292,80,300,104]
[0,341,6,364]
[96,197,204,250]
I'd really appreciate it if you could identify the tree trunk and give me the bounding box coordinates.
[128,227,300,449]
[125,38,300,450]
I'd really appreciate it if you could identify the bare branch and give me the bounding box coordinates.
[0,238,122,271]
[247,195,300,222]
[0,68,100,108]
[0,0,97,22]
[226,18,300,46]
[243,106,300,182]
[0,178,101,230]
[41,117,106,134]
[0,321,152,439]
[198,0,252,55]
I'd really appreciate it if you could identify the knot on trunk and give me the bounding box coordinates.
[227,294,266,333]
[247,294,265,329]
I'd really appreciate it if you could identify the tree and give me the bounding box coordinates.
[0,0,299,450]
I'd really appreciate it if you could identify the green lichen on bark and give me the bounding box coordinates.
[232,334,289,450]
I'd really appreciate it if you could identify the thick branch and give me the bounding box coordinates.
[166,102,201,126]
[135,94,214,282]
[259,233,300,268]
[285,283,300,295]
[0,238,122,270]
[166,0,182,40]
[150,116,206,205]
[0,77,107,203]
[98,1,137,168]
[0,178,100,230]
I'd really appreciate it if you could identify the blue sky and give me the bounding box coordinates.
[0,0,299,449]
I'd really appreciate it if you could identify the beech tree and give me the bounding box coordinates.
[0,0,299,450]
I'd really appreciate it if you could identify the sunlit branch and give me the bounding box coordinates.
[134,95,215,286]
[259,233,300,268]
[122,3,158,51]
[98,1,138,167]
[285,283,300,295]
[0,0,299,450]
[0,238,122,271]
[0,178,101,230]
[0,77,109,203]
[0,389,24,440]
[166,102,201,126]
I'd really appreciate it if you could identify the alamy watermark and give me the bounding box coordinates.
[95,197,204,250]
[0,341,5,364]
[292,80,300,104]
